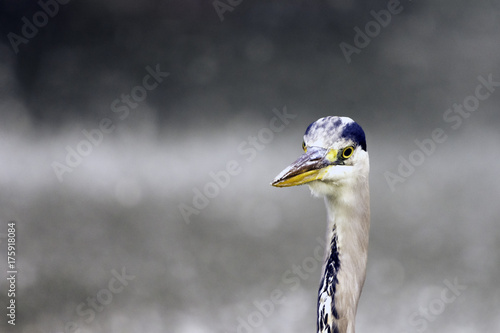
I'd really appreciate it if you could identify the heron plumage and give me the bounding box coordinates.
[272,116,370,333]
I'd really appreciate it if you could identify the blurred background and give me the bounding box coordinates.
[0,0,499,332]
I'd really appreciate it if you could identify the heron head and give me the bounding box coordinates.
[271,116,369,196]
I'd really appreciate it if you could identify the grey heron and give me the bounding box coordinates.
[272,116,370,333]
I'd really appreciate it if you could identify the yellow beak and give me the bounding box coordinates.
[271,147,339,187]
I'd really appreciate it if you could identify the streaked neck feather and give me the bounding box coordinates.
[317,179,370,333]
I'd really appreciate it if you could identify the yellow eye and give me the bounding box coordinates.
[342,146,354,159]
[302,141,307,152]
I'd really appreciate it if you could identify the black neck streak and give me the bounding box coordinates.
[317,225,341,333]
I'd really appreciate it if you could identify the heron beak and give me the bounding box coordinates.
[271,147,339,187]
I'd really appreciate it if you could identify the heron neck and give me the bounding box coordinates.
[317,183,370,333]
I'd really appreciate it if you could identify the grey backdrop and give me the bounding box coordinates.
[0,0,499,332]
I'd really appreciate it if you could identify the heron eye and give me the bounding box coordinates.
[341,146,354,159]
[302,141,307,152]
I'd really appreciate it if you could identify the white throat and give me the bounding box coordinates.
[316,169,370,333]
